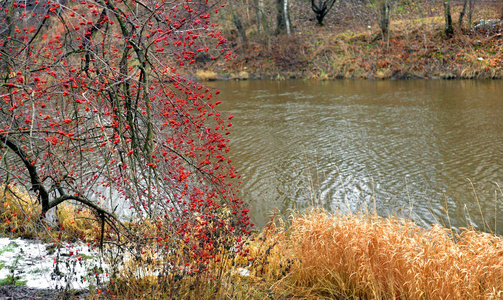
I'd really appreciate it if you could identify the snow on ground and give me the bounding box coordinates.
[0,237,108,290]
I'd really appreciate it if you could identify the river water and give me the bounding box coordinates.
[209,79,503,233]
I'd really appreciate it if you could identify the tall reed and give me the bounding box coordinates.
[262,209,503,299]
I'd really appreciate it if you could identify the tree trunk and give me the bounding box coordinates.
[276,0,290,35]
[316,15,324,26]
[458,0,468,28]
[284,0,291,36]
[380,0,391,41]
[468,0,474,29]
[256,0,265,34]
[311,0,338,26]
[232,12,247,44]
[444,0,454,36]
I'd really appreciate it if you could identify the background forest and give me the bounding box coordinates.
[187,0,503,80]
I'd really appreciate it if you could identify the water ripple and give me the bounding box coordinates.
[212,80,503,233]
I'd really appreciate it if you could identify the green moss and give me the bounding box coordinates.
[0,275,26,287]
[0,243,18,255]
[28,268,42,274]
[79,253,94,260]
[14,279,27,286]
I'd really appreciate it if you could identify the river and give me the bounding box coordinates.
[209,79,503,233]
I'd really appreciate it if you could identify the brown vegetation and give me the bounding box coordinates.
[3,187,503,299]
[185,1,503,80]
[98,209,503,299]
[1,185,101,242]
[253,209,503,299]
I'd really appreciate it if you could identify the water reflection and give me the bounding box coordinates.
[210,80,503,233]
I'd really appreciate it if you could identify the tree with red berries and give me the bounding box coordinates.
[0,0,251,284]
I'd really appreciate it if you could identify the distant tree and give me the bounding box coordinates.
[255,0,269,34]
[444,0,454,36]
[276,0,291,35]
[229,1,248,45]
[380,0,391,40]
[311,0,337,26]
[459,0,469,27]
[458,0,477,29]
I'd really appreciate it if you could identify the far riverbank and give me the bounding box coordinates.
[185,15,503,81]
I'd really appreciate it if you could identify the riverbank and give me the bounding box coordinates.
[2,187,503,299]
[103,209,503,299]
[187,15,503,81]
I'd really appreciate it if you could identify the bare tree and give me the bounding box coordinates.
[459,0,469,27]
[311,0,337,26]
[229,1,248,45]
[276,0,291,35]
[380,0,391,40]
[458,0,476,29]
[444,0,454,36]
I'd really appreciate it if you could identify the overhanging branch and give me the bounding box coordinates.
[0,135,50,210]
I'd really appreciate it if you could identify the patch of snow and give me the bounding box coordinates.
[0,237,108,290]
[237,268,250,276]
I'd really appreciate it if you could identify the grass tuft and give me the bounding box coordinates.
[260,209,503,299]
[196,70,218,81]
[0,184,101,242]
[0,185,43,239]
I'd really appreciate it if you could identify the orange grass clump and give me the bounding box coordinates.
[264,209,503,299]
[0,184,41,238]
[1,184,101,242]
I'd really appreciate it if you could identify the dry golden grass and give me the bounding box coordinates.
[196,70,218,81]
[259,209,503,299]
[5,183,503,299]
[0,184,101,242]
[54,204,100,242]
[104,234,270,299]
[0,185,42,238]
[90,209,503,299]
